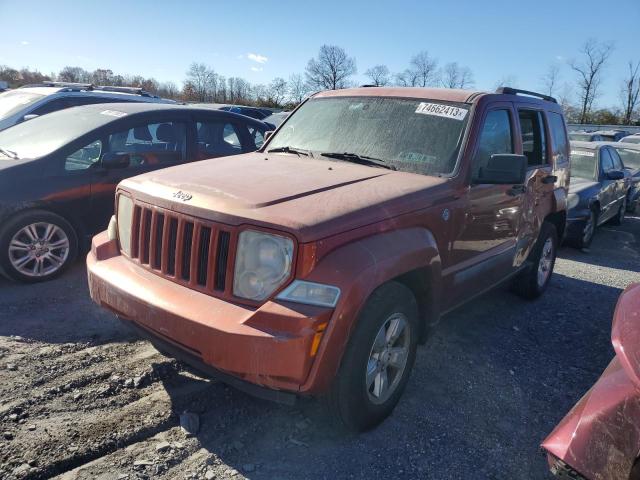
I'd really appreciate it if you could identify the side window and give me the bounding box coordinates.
[247,125,265,150]
[472,109,513,181]
[65,139,102,171]
[547,112,568,164]
[106,121,186,167]
[600,148,614,173]
[31,98,73,116]
[196,121,244,159]
[518,110,547,167]
[609,148,624,170]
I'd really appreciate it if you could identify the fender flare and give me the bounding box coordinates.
[298,227,442,394]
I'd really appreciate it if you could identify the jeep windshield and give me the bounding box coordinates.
[267,96,470,176]
[0,90,45,120]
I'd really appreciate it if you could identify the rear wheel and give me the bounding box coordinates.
[0,210,78,283]
[512,222,557,300]
[324,282,419,432]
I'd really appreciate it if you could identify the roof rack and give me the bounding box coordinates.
[19,82,155,97]
[495,87,557,103]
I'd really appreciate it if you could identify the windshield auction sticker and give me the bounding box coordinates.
[415,102,468,120]
[100,110,128,118]
[570,150,595,157]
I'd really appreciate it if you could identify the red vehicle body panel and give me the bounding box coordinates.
[542,283,640,480]
[88,87,569,398]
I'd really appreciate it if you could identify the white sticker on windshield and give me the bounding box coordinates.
[100,109,128,118]
[571,150,595,157]
[415,102,468,121]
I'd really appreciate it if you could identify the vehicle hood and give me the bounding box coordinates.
[569,177,599,195]
[119,152,449,242]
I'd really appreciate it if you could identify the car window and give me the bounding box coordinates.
[600,148,614,173]
[472,109,513,181]
[31,98,74,116]
[196,121,244,159]
[107,121,186,167]
[547,112,568,164]
[609,147,624,170]
[570,148,597,180]
[615,147,640,170]
[0,90,46,120]
[65,139,102,171]
[518,110,547,167]
[247,125,265,149]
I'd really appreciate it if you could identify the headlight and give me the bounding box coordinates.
[233,230,293,301]
[276,280,341,308]
[107,215,117,241]
[117,195,134,256]
[567,193,579,210]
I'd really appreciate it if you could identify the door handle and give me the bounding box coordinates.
[541,175,558,184]
[508,185,526,196]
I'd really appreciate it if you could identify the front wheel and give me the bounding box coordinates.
[0,210,78,283]
[324,282,419,432]
[512,222,558,300]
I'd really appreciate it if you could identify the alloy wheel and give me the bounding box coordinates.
[366,312,411,405]
[8,222,70,277]
[537,237,554,288]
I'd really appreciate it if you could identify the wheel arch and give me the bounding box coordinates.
[0,205,83,248]
[298,227,443,394]
[544,210,567,243]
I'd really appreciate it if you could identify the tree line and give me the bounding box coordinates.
[1,39,638,125]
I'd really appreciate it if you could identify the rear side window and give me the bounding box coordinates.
[547,112,568,164]
[518,110,547,167]
[107,121,187,167]
[196,121,244,159]
[32,98,74,116]
[472,109,513,181]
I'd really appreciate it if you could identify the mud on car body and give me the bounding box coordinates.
[88,86,569,431]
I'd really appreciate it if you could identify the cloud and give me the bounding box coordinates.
[20,40,29,46]
[250,66,263,72]
[247,53,268,64]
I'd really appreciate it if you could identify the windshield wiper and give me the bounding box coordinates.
[0,147,18,160]
[320,152,396,170]
[267,146,312,157]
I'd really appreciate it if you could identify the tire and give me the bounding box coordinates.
[512,222,558,300]
[609,196,626,226]
[575,209,597,250]
[323,282,419,432]
[0,210,78,283]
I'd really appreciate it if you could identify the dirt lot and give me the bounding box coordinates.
[1,216,639,480]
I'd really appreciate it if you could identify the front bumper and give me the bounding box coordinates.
[87,232,334,396]
[565,208,591,241]
[542,356,640,480]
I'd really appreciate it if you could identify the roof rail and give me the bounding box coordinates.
[20,81,94,90]
[92,85,153,96]
[496,87,557,103]
[359,84,378,88]
[19,82,156,97]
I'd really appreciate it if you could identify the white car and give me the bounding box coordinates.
[0,82,175,131]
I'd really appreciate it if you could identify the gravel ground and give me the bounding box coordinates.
[1,215,639,480]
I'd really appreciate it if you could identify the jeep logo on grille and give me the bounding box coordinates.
[172,190,193,202]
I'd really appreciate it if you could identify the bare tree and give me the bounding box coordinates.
[409,51,439,87]
[305,45,356,90]
[493,75,519,90]
[394,69,419,87]
[288,73,310,104]
[570,39,614,124]
[185,62,217,102]
[57,66,90,83]
[157,81,179,99]
[441,62,474,89]
[265,77,288,107]
[364,65,390,86]
[541,64,561,97]
[620,61,640,125]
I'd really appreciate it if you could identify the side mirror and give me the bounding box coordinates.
[23,114,39,121]
[101,152,130,169]
[475,154,527,185]
[606,170,625,180]
[264,131,274,141]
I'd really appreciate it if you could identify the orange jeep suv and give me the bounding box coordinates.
[88,87,569,431]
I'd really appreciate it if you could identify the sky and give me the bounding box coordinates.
[1,0,639,108]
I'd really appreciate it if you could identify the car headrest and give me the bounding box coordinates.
[134,125,152,142]
[156,123,175,143]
